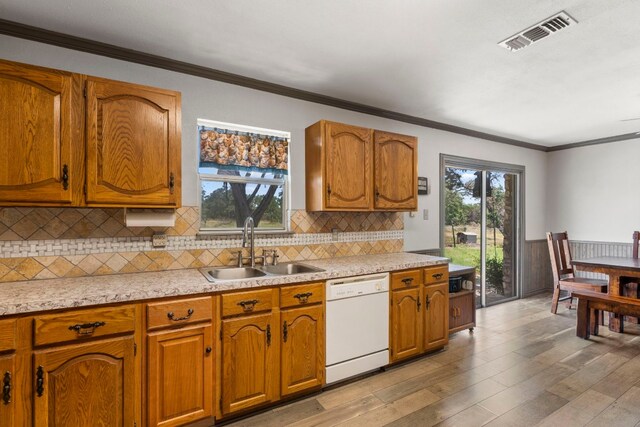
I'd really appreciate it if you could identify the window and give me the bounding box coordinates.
[198,119,290,233]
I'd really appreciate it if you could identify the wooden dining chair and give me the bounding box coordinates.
[546,231,608,314]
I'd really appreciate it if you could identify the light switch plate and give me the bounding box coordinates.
[152,233,167,248]
[423,209,429,220]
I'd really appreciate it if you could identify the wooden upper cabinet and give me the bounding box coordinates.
[306,120,372,211]
[305,120,417,211]
[85,77,181,207]
[33,336,135,427]
[374,131,418,210]
[0,60,83,205]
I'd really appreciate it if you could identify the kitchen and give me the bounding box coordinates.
[1,1,640,426]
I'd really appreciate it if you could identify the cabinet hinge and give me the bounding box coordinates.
[83,87,87,98]
[134,343,137,356]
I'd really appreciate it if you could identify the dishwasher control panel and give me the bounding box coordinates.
[326,273,389,301]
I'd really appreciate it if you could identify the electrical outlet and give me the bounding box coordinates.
[423,209,429,220]
[332,228,339,242]
[152,233,167,248]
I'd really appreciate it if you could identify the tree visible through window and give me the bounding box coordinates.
[198,120,290,232]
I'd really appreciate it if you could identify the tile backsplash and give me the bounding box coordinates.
[0,207,404,283]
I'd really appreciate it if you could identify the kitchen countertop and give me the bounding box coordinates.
[0,252,449,316]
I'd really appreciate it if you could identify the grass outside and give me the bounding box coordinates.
[444,244,503,270]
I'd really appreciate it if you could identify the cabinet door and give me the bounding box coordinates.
[147,324,213,427]
[221,313,278,416]
[33,336,136,427]
[85,77,181,207]
[424,283,449,351]
[390,288,422,363]
[324,121,372,210]
[0,354,15,426]
[0,60,82,205]
[281,305,324,397]
[374,131,417,210]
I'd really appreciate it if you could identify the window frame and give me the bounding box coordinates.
[196,119,292,235]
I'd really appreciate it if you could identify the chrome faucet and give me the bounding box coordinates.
[242,216,256,267]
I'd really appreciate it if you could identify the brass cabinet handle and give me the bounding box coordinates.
[68,321,106,336]
[375,187,380,200]
[205,346,212,354]
[283,321,288,343]
[167,308,194,322]
[401,278,414,286]
[327,184,332,197]
[417,298,421,312]
[169,172,175,194]
[237,299,259,312]
[2,371,10,405]
[432,273,444,280]
[36,366,44,397]
[425,295,431,310]
[266,324,271,346]
[62,164,69,190]
[294,292,313,304]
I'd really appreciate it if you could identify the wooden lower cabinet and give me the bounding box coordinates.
[32,336,136,427]
[0,354,15,426]
[147,324,213,427]
[423,283,449,351]
[390,287,422,363]
[221,312,278,416]
[281,305,324,397]
[449,290,476,333]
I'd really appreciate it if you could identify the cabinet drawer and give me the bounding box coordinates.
[424,265,449,285]
[280,282,324,308]
[0,318,17,352]
[147,296,212,330]
[33,305,136,347]
[391,269,422,290]
[221,288,274,317]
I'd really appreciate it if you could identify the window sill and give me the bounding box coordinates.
[196,230,294,239]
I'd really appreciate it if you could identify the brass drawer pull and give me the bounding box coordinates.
[169,172,175,194]
[3,371,10,405]
[401,277,414,285]
[294,292,313,304]
[237,299,259,312]
[68,321,106,336]
[432,273,444,280]
[36,366,44,397]
[167,308,194,322]
[266,324,271,346]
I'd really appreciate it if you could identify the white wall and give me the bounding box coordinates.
[0,35,548,249]
[547,138,640,243]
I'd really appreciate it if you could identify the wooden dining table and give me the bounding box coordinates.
[572,256,640,332]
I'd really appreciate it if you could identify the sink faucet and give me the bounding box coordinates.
[242,216,256,267]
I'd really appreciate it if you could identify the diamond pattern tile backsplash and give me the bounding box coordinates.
[0,207,404,283]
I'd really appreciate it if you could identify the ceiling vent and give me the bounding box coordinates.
[499,11,577,52]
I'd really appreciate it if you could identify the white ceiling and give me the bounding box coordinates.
[1,0,640,147]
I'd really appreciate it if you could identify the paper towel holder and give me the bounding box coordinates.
[124,208,176,227]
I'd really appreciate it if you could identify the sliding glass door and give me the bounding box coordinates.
[441,155,523,307]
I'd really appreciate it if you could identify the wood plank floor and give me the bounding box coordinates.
[225,293,640,427]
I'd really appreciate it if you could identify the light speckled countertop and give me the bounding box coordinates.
[0,252,448,316]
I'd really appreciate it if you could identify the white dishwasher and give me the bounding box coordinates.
[325,272,390,385]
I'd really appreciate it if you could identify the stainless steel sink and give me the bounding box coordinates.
[259,263,324,275]
[200,263,324,282]
[201,267,267,282]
